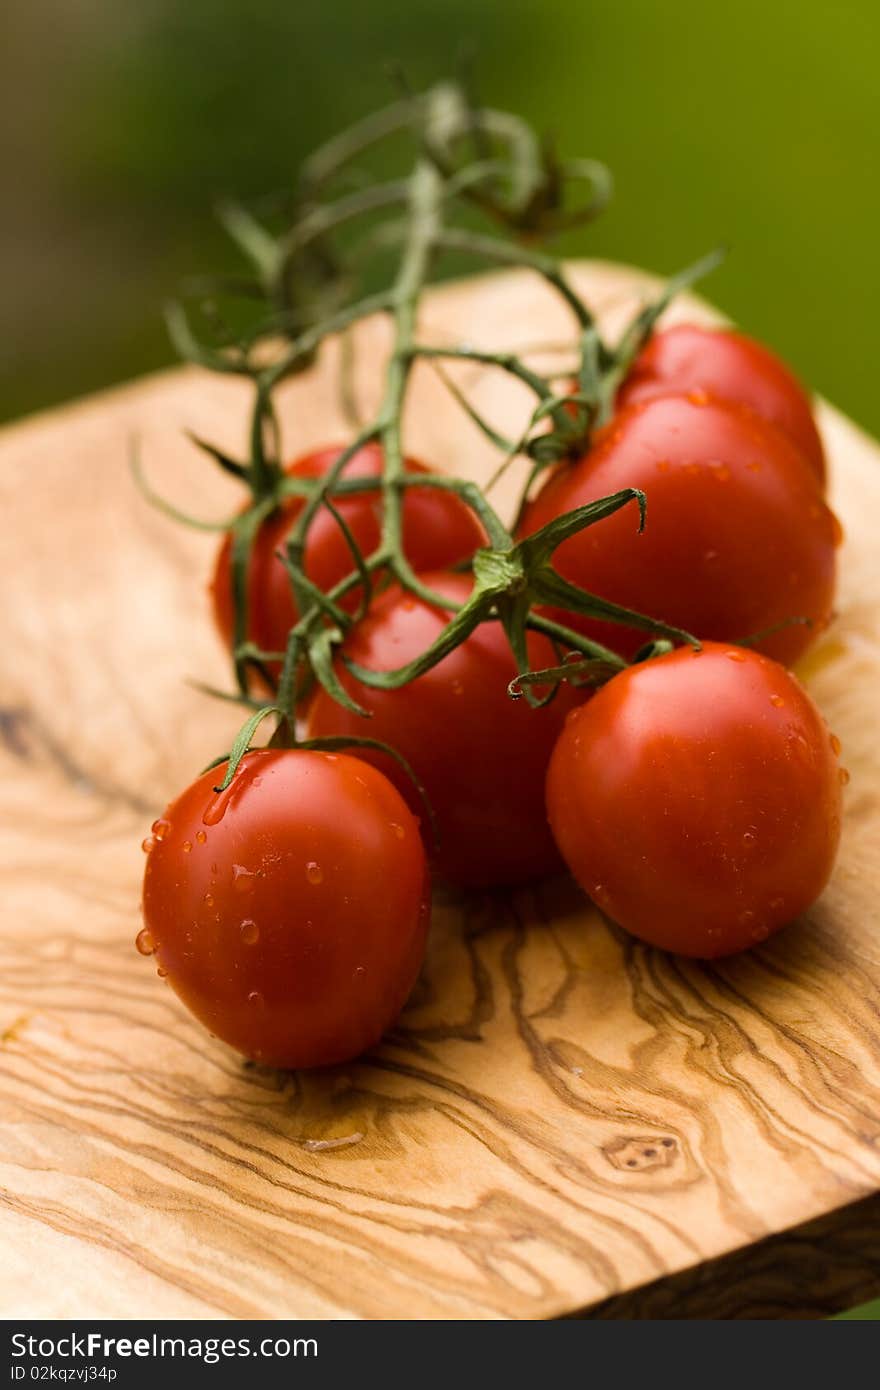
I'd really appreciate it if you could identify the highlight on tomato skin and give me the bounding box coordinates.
[138,749,431,1069]
[211,442,486,677]
[617,323,827,486]
[521,393,841,667]
[304,570,585,890]
[545,642,844,959]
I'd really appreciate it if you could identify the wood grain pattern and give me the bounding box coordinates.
[1,263,879,1320]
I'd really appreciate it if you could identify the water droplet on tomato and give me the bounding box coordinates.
[232,864,256,893]
[451,679,464,696]
[141,836,156,854]
[196,830,207,845]
[353,965,366,979]
[703,549,719,564]
[742,829,757,847]
[252,776,263,788]
[306,861,324,885]
[204,892,215,907]
[156,965,168,978]
[151,818,171,840]
[247,990,264,1007]
[725,649,746,663]
[182,840,192,854]
[769,694,785,708]
[738,909,756,928]
[240,920,259,945]
[787,730,810,760]
[839,767,851,786]
[390,823,405,840]
[830,733,841,757]
[135,928,156,956]
[203,782,237,826]
[770,896,785,912]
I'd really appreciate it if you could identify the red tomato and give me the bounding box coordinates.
[139,749,430,1068]
[547,643,844,958]
[618,324,826,484]
[211,443,485,671]
[305,571,583,888]
[521,394,839,666]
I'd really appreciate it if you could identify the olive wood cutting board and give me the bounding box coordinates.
[1,263,879,1320]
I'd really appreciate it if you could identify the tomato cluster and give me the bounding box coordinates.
[139,324,846,1069]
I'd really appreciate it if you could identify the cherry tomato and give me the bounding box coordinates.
[211,443,485,672]
[521,394,839,666]
[139,749,430,1068]
[547,642,843,958]
[305,571,583,888]
[618,324,826,484]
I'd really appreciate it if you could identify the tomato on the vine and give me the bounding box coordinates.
[618,324,826,484]
[547,642,844,958]
[139,749,430,1068]
[211,443,485,671]
[522,394,839,666]
[305,571,583,889]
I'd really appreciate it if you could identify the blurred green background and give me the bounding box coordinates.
[3,0,879,434]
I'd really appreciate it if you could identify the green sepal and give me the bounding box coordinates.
[342,589,494,690]
[129,438,239,532]
[212,704,284,791]
[310,627,371,716]
[514,488,646,569]
[184,431,249,481]
[531,566,699,647]
[508,655,620,698]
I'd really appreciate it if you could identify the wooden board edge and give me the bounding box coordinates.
[565,1189,880,1320]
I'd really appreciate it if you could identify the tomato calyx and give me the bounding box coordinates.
[337,488,699,703]
[202,701,439,848]
[206,475,700,807]
[511,245,729,492]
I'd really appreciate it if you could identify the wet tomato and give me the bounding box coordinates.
[618,323,826,483]
[304,571,583,888]
[211,443,485,672]
[546,642,844,958]
[521,394,839,666]
[139,749,430,1068]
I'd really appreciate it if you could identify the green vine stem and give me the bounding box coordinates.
[150,76,718,777]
